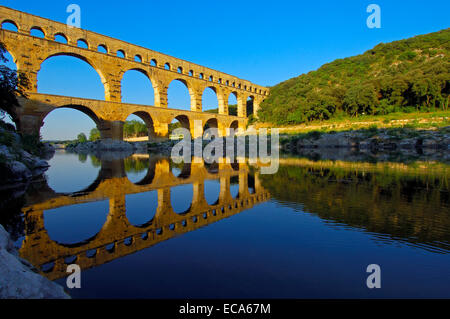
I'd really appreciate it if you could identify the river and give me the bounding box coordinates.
[0,150,449,298]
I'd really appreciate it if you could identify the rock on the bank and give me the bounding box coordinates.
[0,225,70,299]
[67,139,136,152]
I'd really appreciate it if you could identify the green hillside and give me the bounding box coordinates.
[258,29,450,125]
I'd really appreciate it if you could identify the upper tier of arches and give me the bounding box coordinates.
[0,6,269,104]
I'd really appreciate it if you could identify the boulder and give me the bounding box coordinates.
[7,161,32,182]
[0,225,70,299]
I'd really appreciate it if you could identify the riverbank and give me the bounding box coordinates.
[280,126,450,153]
[0,126,55,191]
[63,126,450,162]
[0,126,69,298]
[0,224,69,299]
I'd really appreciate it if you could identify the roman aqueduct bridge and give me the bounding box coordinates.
[0,6,269,140]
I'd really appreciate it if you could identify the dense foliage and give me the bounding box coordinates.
[0,42,29,121]
[258,29,450,125]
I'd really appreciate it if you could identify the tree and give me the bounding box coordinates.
[257,28,450,124]
[77,133,87,143]
[89,128,101,141]
[343,83,379,116]
[0,42,29,122]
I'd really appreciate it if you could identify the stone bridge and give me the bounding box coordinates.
[19,156,270,280]
[0,6,269,140]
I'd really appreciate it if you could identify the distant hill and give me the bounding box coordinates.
[258,28,450,125]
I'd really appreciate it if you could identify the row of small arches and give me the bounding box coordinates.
[43,174,259,247]
[1,19,268,96]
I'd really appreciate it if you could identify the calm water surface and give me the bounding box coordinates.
[1,150,449,298]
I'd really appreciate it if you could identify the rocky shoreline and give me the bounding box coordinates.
[0,225,69,299]
[0,127,55,191]
[281,127,450,153]
[63,127,450,162]
[0,127,70,299]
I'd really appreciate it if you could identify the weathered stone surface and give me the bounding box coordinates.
[0,225,70,299]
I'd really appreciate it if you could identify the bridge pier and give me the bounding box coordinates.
[17,114,43,136]
[152,121,170,142]
[98,121,124,141]
[99,158,126,179]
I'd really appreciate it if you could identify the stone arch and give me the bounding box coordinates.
[40,104,103,141]
[203,118,219,139]
[132,158,157,186]
[170,184,193,215]
[44,104,102,126]
[39,52,108,99]
[120,68,156,105]
[204,178,220,206]
[171,114,190,132]
[204,118,219,129]
[202,86,220,113]
[1,19,19,31]
[30,26,45,38]
[43,200,110,246]
[54,33,68,44]
[77,39,89,49]
[124,156,157,186]
[247,95,255,116]
[170,161,191,179]
[228,91,239,116]
[115,49,125,58]
[97,44,108,54]
[248,174,256,194]
[125,189,158,228]
[230,120,239,130]
[167,78,198,111]
[124,111,156,141]
[0,43,17,69]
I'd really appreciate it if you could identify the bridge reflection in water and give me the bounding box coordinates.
[19,155,270,281]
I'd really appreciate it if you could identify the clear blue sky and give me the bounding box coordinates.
[1,0,449,140]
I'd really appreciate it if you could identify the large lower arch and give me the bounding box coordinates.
[41,105,102,141]
[38,52,107,100]
[203,118,219,140]
[43,201,109,246]
[229,120,240,136]
[123,111,156,141]
[169,114,191,139]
